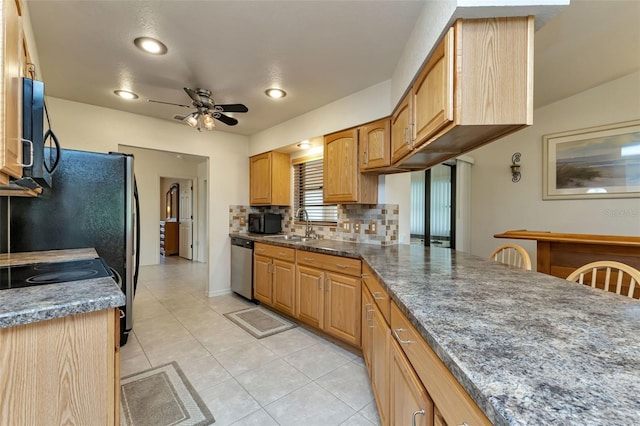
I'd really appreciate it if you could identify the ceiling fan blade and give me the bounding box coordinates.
[216,104,248,113]
[214,113,238,126]
[183,87,202,106]
[149,99,193,109]
[173,114,186,120]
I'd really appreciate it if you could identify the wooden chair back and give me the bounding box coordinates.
[489,244,532,270]
[566,261,640,299]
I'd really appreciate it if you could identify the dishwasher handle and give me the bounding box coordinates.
[231,237,254,249]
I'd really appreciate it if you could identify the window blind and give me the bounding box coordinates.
[293,158,338,223]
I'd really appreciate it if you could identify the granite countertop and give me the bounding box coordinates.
[231,233,640,425]
[0,248,126,328]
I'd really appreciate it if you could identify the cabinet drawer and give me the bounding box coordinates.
[390,302,491,426]
[254,243,295,262]
[362,263,390,324]
[297,250,361,277]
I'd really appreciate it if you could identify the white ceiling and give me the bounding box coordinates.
[25,0,640,137]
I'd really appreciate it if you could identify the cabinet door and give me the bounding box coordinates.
[412,28,454,149]
[360,119,391,171]
[371,305,390,426]
[391,93,412,164]
[361,286,374,372]
[296,265,324,328]
[253,254,273,305]
[249,152,272,205]
[433,407,447,426]
[324,272,361,346]
[272,260,295,315]
[323,128,358,203]
[1,0,23,183]
[390,339,434,426]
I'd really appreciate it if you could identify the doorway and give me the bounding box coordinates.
[161,177,194,260]
[410,163,456,248]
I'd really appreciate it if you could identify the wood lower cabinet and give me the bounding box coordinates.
[254,243,296,315]
[362,273,390,426]
[0,308,120,425]
[390,302,491,426]
[296,249,362,347]
[324,271,361,347]
[296,265,324,328]
[390,338,434,426]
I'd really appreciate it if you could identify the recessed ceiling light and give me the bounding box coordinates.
[114,90,139,100]
[265,88,286,99]
[297,140,310,149]
[133,37,168,55]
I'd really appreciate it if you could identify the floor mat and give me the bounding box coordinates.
[120,361,214,426]
[224,306,296,339]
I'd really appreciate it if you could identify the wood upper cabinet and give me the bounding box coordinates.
[392,16,534,170]
[390,92,412,164]
[359,118,391,172]
[249,151,290,206]
[412,27,454,148]
[0,308,120,425]
[390,338,434,426]
[324,128,377,204]
[0,0,23,185]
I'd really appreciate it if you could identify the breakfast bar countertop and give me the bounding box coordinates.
[232,233,640,425]
[0,248,126,329]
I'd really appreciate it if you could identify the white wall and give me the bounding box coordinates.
[468,71,640,264]
[249,81,391,155]
[45,97,249,296]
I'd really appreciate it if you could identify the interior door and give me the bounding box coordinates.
[179,181,193,260]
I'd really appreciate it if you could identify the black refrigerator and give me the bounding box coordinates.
[0,148,140,346]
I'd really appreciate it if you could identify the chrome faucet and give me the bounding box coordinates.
[294,207,314,238]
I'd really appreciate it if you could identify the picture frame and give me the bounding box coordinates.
[542,119,640,200]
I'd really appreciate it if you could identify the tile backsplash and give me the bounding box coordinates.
[229,204,399,246]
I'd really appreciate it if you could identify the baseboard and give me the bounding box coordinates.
[208,288,232,298]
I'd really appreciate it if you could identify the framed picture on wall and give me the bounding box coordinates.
[543,119,640,200]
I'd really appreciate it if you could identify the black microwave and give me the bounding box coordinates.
[248,213,282,234]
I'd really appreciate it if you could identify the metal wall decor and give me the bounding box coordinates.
[511,152,522,183]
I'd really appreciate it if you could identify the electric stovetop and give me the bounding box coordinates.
[0,258,113,290]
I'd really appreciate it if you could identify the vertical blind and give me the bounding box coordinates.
[293,157,338,222]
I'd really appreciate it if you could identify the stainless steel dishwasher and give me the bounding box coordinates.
[230,237,254,300]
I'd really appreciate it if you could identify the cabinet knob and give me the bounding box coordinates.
[412,409,425,426]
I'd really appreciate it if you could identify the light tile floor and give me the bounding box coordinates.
[121,256,382,426]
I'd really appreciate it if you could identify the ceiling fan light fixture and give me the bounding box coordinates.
[114,90,138,100]
[133,37,168,55]
[202,113,216,130]
[265,88,286,99]
[183,113,198,127]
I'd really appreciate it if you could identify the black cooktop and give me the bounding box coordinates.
[0,258,113,290]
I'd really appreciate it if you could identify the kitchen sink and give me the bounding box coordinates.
[264,235,314,242]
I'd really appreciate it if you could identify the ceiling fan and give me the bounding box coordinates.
[149,87,248,131]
